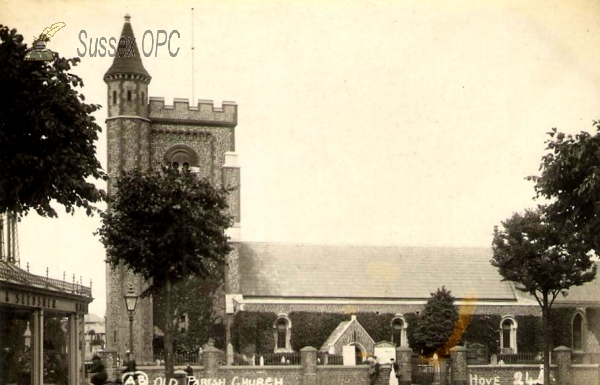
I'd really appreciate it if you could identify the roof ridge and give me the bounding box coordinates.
[241,241,492,249]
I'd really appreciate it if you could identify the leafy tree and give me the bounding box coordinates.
[154,274,222,353]
[411,286,459,357]
[0,25,106,218]
[491,208,596,385]
[96,166,233,379]
[527,121,600,252]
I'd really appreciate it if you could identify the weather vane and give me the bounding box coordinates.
[24,22,66,61]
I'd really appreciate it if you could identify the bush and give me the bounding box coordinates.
[289,312,349,351]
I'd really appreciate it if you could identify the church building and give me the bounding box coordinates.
[104,15,600,366]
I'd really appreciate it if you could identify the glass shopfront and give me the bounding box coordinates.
[0,262,92,385]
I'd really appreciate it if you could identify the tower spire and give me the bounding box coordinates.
[104,14,151,82]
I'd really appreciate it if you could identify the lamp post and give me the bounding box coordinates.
[124,284,139,358]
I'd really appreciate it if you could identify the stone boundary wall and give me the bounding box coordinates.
[101,345,600,385]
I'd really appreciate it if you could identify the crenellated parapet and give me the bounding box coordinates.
[149,97,237,127]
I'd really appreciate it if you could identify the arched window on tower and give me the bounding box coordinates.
[274,315,292,352]
[113,91,117,105]
[127,90,132,101]
[500,317,518,354]
[572,312,584,352]
[164,144,199,172]
[391,315,408,348]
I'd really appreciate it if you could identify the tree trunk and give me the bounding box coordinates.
[165,276,173,382]
[542,292,550,385]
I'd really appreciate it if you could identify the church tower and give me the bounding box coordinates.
[104,15,240,362]
[103,14,154,361]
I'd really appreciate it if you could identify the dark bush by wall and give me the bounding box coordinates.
[460,315,501,355]
[356,313,396,343]
[515,315,544,353]
[232,311,278,354]
[289,312,349,351]
[550,307,575,348]
[405,313,420,349]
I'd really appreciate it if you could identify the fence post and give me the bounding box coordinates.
[203,345,222,378]
[396,346,412,385]
[97,348,118,382]
[301,346,318,385]
[449,346,467,385]
[553,346,571,385]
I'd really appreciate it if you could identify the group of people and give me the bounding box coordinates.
[88,351,138,385]
[368,356,401,385]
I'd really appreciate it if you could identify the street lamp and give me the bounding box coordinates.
[124,284,139,358]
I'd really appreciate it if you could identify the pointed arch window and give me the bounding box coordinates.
[274,315,292,352]
[391,315,408,347]
[500,317,518,353]
[572,312,584,352]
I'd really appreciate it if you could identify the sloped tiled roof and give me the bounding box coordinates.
[554,262,600,304]
[320,320,351,351]
[104,15,151,80]
[85,313,104,323]
[238,243,516,301]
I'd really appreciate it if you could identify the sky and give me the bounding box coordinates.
[3,0,600,317]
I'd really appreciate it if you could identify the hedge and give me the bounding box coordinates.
[232,311,278,354]
[228,308,578,355]
[289,312,349,351]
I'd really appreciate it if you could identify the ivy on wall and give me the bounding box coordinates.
[232,311,278,355]
[224,307,579,355]
[289,312,349,351]
[356,313,396,343]
[461,315,501,355]
[515,315,544,353]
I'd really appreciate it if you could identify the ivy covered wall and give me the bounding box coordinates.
[228,307,580,355]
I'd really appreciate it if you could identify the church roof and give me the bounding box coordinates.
[104,14,151,80]
[237,243,517,301]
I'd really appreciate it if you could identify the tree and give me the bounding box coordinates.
[411,286,459,358]
[0,25,106,218]
[96,166,233,379]
[528,121,600,253]
[154,274,223,353]
[491,208,596,385]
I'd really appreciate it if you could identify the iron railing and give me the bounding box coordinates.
[0,265,92,297]
[223,352,302,366]
[496,353,542,365]
[152,353,203,366]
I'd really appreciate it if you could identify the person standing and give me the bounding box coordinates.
[389,358,399,385]
[89,355,108,385]
[122,351,137,383]
[369,356,381,385]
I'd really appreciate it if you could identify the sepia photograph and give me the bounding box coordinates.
[1,1,599,384]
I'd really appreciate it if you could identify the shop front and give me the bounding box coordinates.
[0,261,92,385]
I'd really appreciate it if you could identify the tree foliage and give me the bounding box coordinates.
[153,274,223,353]
[0,25,106,218]
[411,286,459,357]
[491,209,595,306]
[528,121,600,253]
[97,166,233,295]
[96,166,233,377]
[491,208,595,385]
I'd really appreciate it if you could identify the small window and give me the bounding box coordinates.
[573,313,583,351]
[172,162,179,169]
[276,320,287,349]
[142,92,145,104]
[127,90,131,101]
[391,316,407,348]
[112,91,117,105]
[114,331,117,343]
[500,317,517,353]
